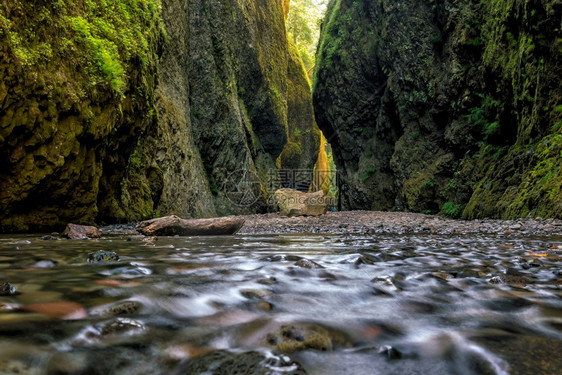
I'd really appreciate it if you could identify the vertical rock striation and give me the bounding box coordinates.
[0,0,320,232]
[313,0,562,219]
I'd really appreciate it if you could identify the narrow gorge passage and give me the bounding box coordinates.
[0,2,561,374]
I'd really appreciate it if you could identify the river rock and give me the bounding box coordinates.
[264,324,334,352]
[136,215,245,236]
[87,250,120,263]
[0,282,16,296]
[40,235,60,240]
[100,317,145,336]
[104,301,142,315]
[183,350,307,375]
[240,289,273,299]
[0,302,21,312]
[24,301,87,319]
[294,258,324,269]
[62,224,101,240]
[488,275,532,286]
[275,189,328,217]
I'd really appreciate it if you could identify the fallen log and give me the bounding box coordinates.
[136,215,245,236]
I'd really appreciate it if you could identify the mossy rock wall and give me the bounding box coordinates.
[313,0,562,219]
[182,0,319,214]
[0,0,162,232]
[97,0,216,223]
[282,40,322,172]
[0,0,319,231]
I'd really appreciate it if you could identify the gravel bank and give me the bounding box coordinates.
[237,211,562,237]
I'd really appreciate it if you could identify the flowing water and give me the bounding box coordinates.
[1,233,561,374]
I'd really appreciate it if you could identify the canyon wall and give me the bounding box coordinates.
[314,0,562,219]
[0,0,319,231]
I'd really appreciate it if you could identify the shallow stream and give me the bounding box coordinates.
[1,233,561,374]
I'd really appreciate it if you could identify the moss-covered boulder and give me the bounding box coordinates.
[313,0,562,219]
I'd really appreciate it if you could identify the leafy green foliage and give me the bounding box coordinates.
[441,201,462,218]
[420,177,435,189]
[362,167,377,182]
[286,0,328,72]
[0,0,162,95]
[465,94,502,141]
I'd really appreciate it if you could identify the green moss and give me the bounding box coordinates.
[362,167,377,182]
[278,141,303,170]
[441,201,462,218]
[0,1,163,231]
[420,177,435,189]
[1,0,162,96]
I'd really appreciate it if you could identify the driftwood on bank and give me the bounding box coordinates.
[136,215,245,236]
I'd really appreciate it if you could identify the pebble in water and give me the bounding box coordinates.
[104,300,142,315]
[183,350,308,375]
[24,301,87,319]
[294,258,324,269]
[265,324,335,352]
[87,250,119,263]
[0,282,16,296]
[100,317,145,336]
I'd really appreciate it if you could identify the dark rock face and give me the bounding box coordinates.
[0,0,319,232]
[0,1,162,232]
[313,0,562,219]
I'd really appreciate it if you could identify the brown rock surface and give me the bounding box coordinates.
[62,223,101,239]
[275,189,329,217]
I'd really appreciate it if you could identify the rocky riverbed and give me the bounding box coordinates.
[1,212,561,374]
[238,211,562,237]
[100,211,562,237]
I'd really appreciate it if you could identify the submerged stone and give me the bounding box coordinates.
[100,317,145,336]
[104,301,142,316]
[87,250,119,263]
[264,324,334,353]
[24,301,87,319]
[183,350,307,375]
[0,282,16,296]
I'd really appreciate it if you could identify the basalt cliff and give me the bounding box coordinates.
[0,0,320,232]
[314,0,562,219]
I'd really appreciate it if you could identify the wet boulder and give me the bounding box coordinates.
[24,301,87,319]
[275,189,328,217]
[104,300,142,315]
[62,224,101,240]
